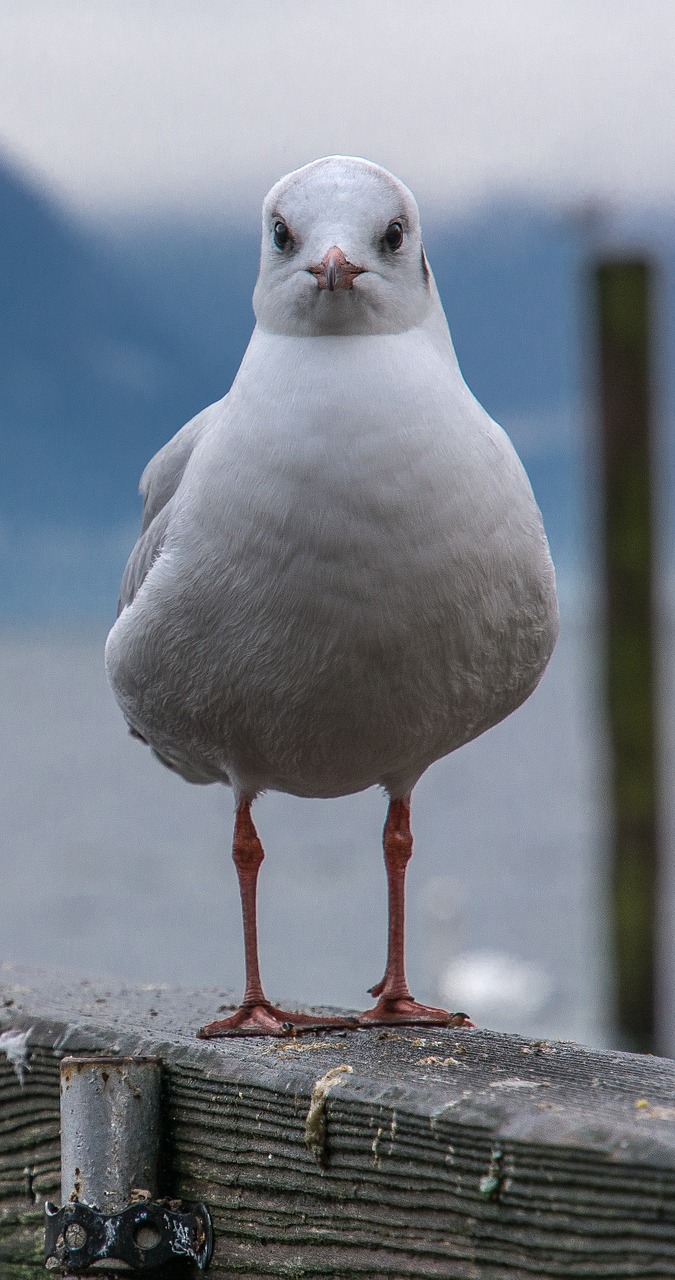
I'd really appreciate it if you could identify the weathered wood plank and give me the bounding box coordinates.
[3,964,675,1277]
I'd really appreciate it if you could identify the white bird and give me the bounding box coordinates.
[105,156,559,1037]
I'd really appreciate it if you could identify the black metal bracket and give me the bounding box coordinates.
[44,1198,213,1273]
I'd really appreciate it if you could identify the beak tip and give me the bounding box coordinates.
[311,245,362,291]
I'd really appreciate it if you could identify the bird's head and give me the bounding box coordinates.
[253,156,434,337]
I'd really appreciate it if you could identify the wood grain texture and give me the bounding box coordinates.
[3,964,675,1277]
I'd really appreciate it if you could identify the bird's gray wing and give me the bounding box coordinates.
[138,410,210,534]
[117,502,173,615]
[117,401,221,615]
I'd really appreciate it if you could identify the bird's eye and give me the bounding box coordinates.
[273,219,291,250]
[383,220,404,251]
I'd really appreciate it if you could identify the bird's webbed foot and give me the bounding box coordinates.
[198,1000,358,1038]
[358,995,475,1028]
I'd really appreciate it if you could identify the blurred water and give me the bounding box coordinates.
[0,589,614,1046]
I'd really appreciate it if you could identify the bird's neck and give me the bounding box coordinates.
[235,309,460,395]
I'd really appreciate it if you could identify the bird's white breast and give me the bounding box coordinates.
[107,325,558,798]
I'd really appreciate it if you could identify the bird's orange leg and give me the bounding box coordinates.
[199,800,357,1037]
[359,798,474,1028]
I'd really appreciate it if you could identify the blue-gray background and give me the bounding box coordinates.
[2,1,675,1053]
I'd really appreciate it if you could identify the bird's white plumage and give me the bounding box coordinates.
[106,156,559,803]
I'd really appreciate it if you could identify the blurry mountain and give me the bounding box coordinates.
[0,156,215,529]
[6,148,671,619]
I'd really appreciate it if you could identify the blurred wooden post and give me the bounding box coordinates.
[594,259,657,1052]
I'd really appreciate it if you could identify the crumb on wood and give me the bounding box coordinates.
[304,1065,353,1170]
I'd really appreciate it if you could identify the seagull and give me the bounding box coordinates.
[105,156,559,1037]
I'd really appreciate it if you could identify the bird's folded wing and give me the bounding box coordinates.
[139,411,210,533]
[117,503,173,615]
[117,400,223,614]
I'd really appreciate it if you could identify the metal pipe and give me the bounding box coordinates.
[60,1055,162,1215]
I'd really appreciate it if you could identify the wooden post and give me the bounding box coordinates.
[594,259,658,1052]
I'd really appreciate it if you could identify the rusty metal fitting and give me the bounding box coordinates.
[44,1198,212,1273]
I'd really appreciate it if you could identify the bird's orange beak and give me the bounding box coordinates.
[309,245,364,291]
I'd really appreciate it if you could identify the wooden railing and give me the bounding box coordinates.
[2,963,675,1278]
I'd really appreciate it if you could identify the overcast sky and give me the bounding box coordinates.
[0,0,673,225]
